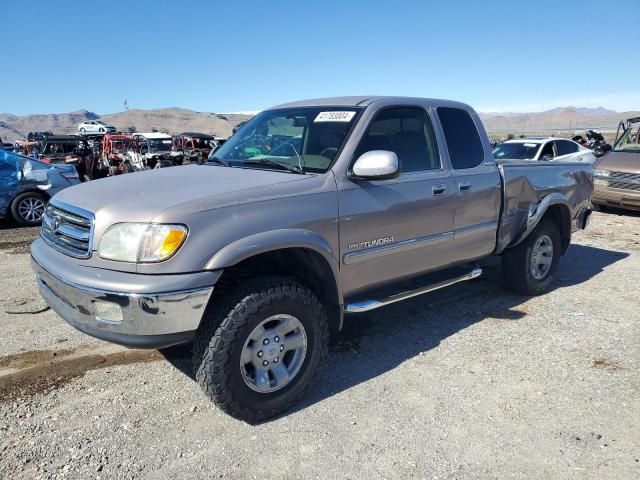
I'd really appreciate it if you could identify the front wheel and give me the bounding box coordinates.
[501,218,561,296]
[11,192,47,226]
[193,277,329,423]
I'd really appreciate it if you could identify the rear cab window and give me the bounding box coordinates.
[436,107,484,169]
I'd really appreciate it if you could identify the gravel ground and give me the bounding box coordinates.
[0,211,639,480]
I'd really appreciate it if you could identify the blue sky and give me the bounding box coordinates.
[2,0,639,115]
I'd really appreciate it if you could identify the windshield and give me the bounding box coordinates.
[614,124,640,152]
[147,139,172,152]
[492,142,541,160]
[195,138,214,149]
[44,142,77,155]
[211,107,361,173]
[111,139,130,153]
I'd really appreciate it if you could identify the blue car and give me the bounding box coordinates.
[0,150,81,226]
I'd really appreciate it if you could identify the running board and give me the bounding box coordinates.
[344,267,482,314]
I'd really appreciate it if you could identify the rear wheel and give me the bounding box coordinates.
[502,218,561,296]
[11,192,47,226]
[193,276,329,423]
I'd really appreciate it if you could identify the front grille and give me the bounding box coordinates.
[607,171,640,191]
[41,204,93,258]
[609,172,640,183]
[608,181,640,191]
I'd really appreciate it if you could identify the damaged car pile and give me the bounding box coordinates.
[0,124,228,225]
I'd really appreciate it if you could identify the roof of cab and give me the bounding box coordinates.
[178,132,215,139]
[134,132,171,139]
[269,96,472,110]
[503,137,564,144]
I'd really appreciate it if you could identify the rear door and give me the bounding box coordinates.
[436,106,502,262]
[338,105,457,295]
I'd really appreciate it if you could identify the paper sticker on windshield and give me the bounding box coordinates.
[524,143,537,147]
[314,111,356,122]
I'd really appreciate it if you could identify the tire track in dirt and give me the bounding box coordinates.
[0,346,163,401]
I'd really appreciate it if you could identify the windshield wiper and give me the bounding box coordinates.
[206,156,230,167]
[244,158,305,174]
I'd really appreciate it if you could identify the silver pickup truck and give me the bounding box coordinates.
[31,97,593,422]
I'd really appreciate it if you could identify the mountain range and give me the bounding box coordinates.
[1,106,639,143]
[0,108,251,143]
[479,107,639,134]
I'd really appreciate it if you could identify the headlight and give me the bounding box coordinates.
[593,169,610,178]
[98,223,187,262]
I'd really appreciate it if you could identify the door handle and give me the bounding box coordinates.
[458,181,472,192]
[432,184,448,196]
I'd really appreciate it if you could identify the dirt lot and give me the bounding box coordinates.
[0,211,639,480]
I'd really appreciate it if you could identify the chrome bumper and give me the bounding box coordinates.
[32,257,214,348]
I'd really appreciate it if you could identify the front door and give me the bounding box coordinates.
[338,106,458,297]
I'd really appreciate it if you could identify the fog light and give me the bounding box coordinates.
[92,301,123,323]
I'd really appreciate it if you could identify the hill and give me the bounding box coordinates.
[2,106,640,144]
[0,109,252,143]
[480,107,640,134]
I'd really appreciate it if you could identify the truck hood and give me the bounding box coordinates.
[595,151,640,174]
[53,165,316,235]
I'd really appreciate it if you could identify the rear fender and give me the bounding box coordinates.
[510,193,572,253]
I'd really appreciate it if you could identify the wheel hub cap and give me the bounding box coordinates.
[531,234,553,280]
[18,197,46,222]
[240,314,307,393]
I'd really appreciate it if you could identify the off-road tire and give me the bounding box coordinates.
[192,276,329,423]
[11,192,47,226]
[501,218,561,296]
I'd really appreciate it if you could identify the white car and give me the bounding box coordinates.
[492,137,596,164]
[77,120,116,134]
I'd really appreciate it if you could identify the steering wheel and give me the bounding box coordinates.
[320,147,338,159]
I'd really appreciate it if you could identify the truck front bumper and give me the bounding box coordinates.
[31,240,219,349]
[593,185,640,211]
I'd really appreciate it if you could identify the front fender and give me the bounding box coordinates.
[204,228,343,303]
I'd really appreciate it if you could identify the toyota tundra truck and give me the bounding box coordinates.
[31,97,593,422]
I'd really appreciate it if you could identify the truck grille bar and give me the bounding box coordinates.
[607,171,640,191]
[41,203,93,258]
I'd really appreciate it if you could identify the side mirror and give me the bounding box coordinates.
[351,150,399,180]
[541,154,554,161]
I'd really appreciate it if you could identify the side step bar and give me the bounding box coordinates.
[344,267,482,314]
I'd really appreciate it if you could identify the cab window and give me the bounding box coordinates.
[355,107,440,172]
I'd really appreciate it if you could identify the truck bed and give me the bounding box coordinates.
[495,161,593,254]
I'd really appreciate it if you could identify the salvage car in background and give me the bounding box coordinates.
[39,135,96,181]
[493,137,596,163]
[127,132,180,170]
[100,134,134,176]
[0,150,79,225]
[173,132,217,164]
[14,140,40,157]
[77,120,116,134]
[592,116,640,211]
